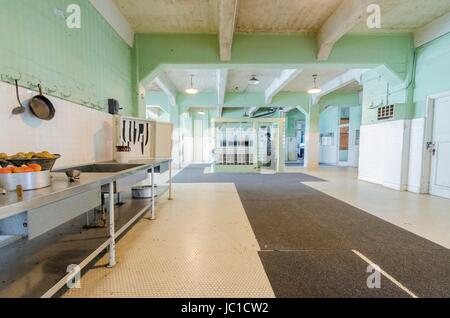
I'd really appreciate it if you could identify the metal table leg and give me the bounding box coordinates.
[151,166,156,220]
[169,160,173,200]
[107,182,116,268]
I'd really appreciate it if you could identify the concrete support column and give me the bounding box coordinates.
[304,104,320,168]
[169,104,181,168]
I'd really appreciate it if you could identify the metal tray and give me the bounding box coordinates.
[0,170,51,191]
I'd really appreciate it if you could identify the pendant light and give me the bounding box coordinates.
[248,75,260,85]
[185,74,198,95]
[307,74,322,94]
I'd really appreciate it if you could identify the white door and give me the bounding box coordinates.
[430,96,450,199]
[193,119,203,162]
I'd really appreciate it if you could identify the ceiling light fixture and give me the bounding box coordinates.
[307,74,322,94]
[185,74,198,95]
[197,111,205,115]
[248,75,260,85]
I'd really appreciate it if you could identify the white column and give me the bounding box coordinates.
[304,105,320,168]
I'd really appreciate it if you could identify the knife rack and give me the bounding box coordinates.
[113,115,153,160]
[113,116,173,161]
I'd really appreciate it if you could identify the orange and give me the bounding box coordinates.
[12,166,34,173]
[27,164,42,172]
[0,167,12,174]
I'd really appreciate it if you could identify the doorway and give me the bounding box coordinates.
[429,95,450,199]
[193,119,204,162]
[338,107,350,166]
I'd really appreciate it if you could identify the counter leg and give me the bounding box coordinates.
[107,182,116,268]
[151,167,156,220]
[169,160,173,200]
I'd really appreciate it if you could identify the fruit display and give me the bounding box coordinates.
[4,151,58,160]
[0,150,60,171]
[0,163,42,174]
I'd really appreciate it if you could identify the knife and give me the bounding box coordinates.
[145,123,149,146]
[141,135,144,155]
[138,123,144,143]
[128,120,132,143]
[133,121,137,144]
[122,120,126,144]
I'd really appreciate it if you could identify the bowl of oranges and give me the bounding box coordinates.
[0,152,57,191]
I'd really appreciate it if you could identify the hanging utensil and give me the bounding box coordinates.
[145,123,149,146]
[122,120,127,144]
[29,84,55,120]
[133,121,137,144]
[12,79,26,115]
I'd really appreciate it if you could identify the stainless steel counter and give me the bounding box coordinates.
[0,158,172,221]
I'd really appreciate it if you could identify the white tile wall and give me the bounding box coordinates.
[0,81,113,168]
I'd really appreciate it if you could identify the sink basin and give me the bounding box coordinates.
[55,163,145,173]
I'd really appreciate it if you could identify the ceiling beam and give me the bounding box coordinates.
[153,73,177,106]
[265,69,302,104]
[89,0,134,47]
[414,11,450,48]
[216,69,228,105]
[317,0,368,61]
[312,69,368,104]
[218,0,239,61]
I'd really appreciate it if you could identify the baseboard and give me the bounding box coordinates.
[358,175,382,185]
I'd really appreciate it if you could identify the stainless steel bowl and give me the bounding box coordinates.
[0,170,51,191]
[132,185,157,199]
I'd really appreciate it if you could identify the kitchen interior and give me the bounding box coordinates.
[1,0,450,303]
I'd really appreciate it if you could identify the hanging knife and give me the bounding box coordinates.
[133,121,137,144]
[128,120,132,143]
[138,123,144,142]
[122,120,126,144]
[145,123,149,146]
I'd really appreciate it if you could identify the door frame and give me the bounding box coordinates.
[422,90,450,195]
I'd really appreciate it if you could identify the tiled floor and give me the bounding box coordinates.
[63,166,450,297]
[63,180,275,298]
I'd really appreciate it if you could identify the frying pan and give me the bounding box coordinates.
[29,84,55,120]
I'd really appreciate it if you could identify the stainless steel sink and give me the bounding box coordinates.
[55,163,144,173]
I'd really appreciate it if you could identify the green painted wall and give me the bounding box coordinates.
[0,0,135,115]
[285,109,305,137]
[134,33,414,85]
[413,32,450,118]
[319,91,360,110]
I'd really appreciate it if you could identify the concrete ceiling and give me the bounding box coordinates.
[227,69,283,93]
[350,0,450,33]
[147,67,360,94]
[337,81,363,93]
[114,0,450,34]
[236,0,343,33]
[283,69,347,92]
[113,0,218,33]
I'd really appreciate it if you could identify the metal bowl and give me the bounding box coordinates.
[6,154,61,171]
[0,170,51,191]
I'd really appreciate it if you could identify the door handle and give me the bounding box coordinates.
[426,142,436,156]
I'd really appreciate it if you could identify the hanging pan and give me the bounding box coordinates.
[29,84,55,120]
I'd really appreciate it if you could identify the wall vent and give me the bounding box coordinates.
[377,105,395,120]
